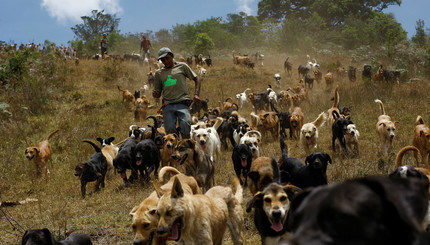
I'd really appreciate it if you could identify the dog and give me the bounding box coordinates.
[160,133,179,168]
[284,57,292,76]
[231,137,253,186]
[246,183,302,244]
[332,110,354,155]
[75,140,107,198]
[130,166,201,245]
[279,137,332,189]
[286,176,430,245]
[267,86,278,107]
[113,138,138,186]
[236,88,251,109]
[196,64,207,79]
[324,71,334,89]
[249,91,270,112]
[191,117,223,162]
[117,85,134,103]
[190,98,209,118]
[326,86,341,128]
[300,112,326,156]
[21,228,92,245]
[274,73,281,88]
[375,99,399,157]
[155,176,244,244]
[313,69,322,83]
[272,104,292,139]
[304,74,314,89]
[290,107,304,140]
[298,65,309,79]
[222,97,239,112]
[348,66,357,82]
[25,129,59,177]
[171,139,215,193]
[413,116,430,167]
[239,130,261,159]
[247,157,280,195]
[134,127,161,183]
[134,97,150,122]
[250,111,279,142]
[233,122,249,145]
[344,124,360,156]
[96,136,118,177]
[147,67,155,87]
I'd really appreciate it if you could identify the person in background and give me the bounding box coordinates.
[140,36,152,60]
[99,34,108,60]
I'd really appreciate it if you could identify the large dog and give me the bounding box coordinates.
[300,112,326,156]
[113,138,137,186]
[192,117,223,162]
[231,138,253,187]
[290,107,304,140]
[375,99,399,157]
[155,176,244,244]
[251,111,279,142]
[130,167,201,245]
[22,228,92,245]
[247,157,280,195]
[25,129,59,177]
[171,139,215,193]
[413,116,430,167]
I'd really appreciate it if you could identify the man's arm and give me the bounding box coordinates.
[192,76,201,103]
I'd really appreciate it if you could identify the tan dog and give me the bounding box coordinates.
[134,97,150,122]
[327,86,341,128]
[222,97,237,112]
[324,71,334,89]
[290,107,304,140]
[155,176,244,245]
[117,85,134,103]
[413,116,430,167]
[161,133,179,168]
[25,129,59,176]
[375,99,399,157]
[300,112,326,156]
[247,157,279,195]
[251,111,279,142]
[130,167,201,245]
[171,139,215,193]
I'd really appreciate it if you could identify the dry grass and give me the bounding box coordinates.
[0,55,429,244]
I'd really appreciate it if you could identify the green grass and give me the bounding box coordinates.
[0,55,429,244]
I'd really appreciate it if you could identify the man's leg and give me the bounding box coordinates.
[162,104,178,135]
[176,104,191,139]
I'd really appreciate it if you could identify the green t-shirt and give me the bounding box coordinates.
[154,62,197,104]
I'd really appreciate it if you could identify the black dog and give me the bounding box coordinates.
[75,140,107,198]
[332,110,354,154]
[134,90,141,100]
[272,104,292,139]
[304,74,314,89]
[22,228,92,245]
[279,137,331,189]
[286,176,430,245]
[231,139,252,186]
[348,66,356,82]
[190,98,209,118]
[217,114,239,150]
[205,55,212,66]
[298,65,309,78]
[362,64,372,82]
[113,138,137,186]
[252,91,270,112]
[134,127,161,182]
[284,57,293,76]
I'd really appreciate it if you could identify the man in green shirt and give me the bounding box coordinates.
[152,47,201,139]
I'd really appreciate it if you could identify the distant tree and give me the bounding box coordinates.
[412,19,426,47]
[194,33,214,55]
[71,10,120,41]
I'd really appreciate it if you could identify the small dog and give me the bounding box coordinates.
[267,86,278,107]
[21,228,92,245]
[236,88,251,109]
[375,99,399,157]
[332,110,354,155]
[134,97,150,122]
[75,140,107,198]
[25,129,59,177]
[344,124,360,156]
[239,130,262,159]
[247,157,280,195]
[171,139,215,193]
[246,183,302,244]
[196,64,207,78]
[130,166,201,245]
[160,133,179,168]
[147,67,155,87]
[117,85,134,103]
[272,105,292,139]
[274,73,281,88]
[231,139,253,186]
[304,74,314,89]
[233,123,249,144]
[300,112,326,156]
[290,107,304,140]
[413,116,430,167]
[324,71,334,89]
[251,111,279,142]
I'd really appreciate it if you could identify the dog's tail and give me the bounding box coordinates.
[225,97,233,102]
[117,85,124,92]
[374,99,385,115]
[416,115,425,126]
[396,146,420,168]
[243,88,251,94]
[332,110,341,120]
[232,176,243,204]
[271,157,281,184]
[332,86,339,108]
[312,112,326,128]
[82,140,101,153]
[212,117,224,131]
[158,166,181,183]
[146,116,159,129]
[280,136,288,159]
[46,129,59,141]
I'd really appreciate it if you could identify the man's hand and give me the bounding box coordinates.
[152,90,161,98]
[193,94,201,104]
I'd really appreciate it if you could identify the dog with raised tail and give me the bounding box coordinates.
[25,129,59,177]
[375,99,399,157]
[236,88,251,109]
[300,112,326,156]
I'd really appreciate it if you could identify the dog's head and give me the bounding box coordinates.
[171,139,197,166]
[246,183,301,232]
[96,137,115,147]
[155,177,186,242]
[163,133,179,155]
[74,161,90,180]
[24,147,39,161]
[129,125,145,140]
[301,123,317,144]
[418,127,430,147]
[389,165,429,181]
[305,152,332,174]
[22,228,56,245]
[345,124,359,139]
[241,131,261,158]
[192,128,210,150]
[278,111,291,127]
[130,195,159,245]
[379,121,399,139]
[248,157,280,195]
[235,123,249,140]
[134,90,141,100]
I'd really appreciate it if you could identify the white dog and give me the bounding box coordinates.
[191,117,223,162]
[236,88,251,109]
[306,55,320,73]
[196,65,207,77]
[274,73,281,88]
[267,86,278,107]
[300,112,326,156]
[239,130,261,159]
[344,124,360,156]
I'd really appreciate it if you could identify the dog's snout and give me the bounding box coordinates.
[272,210,282,218]
[157,227,168,235]
[133,240,144,245]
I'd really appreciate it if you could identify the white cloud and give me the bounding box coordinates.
[41,0,123,23]
[235,0,255,15]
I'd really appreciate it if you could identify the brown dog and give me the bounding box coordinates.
[327,86,341,128]
[324,71,334,89]
[413,116,430,167]
[130,167,201,245]
[134,97,150,122]
[247,157,280,195]
[290,107,304,140]
[155,176,244,244]
[171,139,215,193]
[117,85,134,103]
[251,111,279,142]
[375,99,399,157]
[25,129,59,176]
[160,133,179,168]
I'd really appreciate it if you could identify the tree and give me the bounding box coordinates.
[412,19,426,47]
[71,10,120,41]
[194,33,214,55]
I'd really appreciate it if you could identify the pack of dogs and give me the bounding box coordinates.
[22,55,430,244]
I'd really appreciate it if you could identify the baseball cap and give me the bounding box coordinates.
[158,47,172,60]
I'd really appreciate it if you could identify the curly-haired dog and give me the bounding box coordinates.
[300,112,326,156]
[155,176,244,245]
[25,129,59,177]
[246,183,301,244]
[413,116,430,167]
[290,107,304,140]
[21,228,92,245]
[247,157,280,195]
[130,167,201,245]
[375,99,399,157]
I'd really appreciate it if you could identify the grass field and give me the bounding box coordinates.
[0,54,429,244]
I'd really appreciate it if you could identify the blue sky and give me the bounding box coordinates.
[0,0,427,46]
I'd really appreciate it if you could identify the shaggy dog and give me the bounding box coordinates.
[300,112,326,156]
[375,99,399,157]
[290,107,304,140]
[25,129,59,177]
[413,116,430,167]
[192,117,223,162]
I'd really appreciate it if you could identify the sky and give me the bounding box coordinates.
[0,0,428,46]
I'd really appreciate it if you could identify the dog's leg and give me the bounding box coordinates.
[80,180,87,198]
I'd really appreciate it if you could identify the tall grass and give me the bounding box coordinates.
[0,54,429,244]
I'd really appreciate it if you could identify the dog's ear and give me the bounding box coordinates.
[152,180,165,198]
[394,121,400,125]
[246,192,264,212]
[207,128,212,134]
[378,122,386,127]
[171,177,184,199]
[96,137,103,144]
[34,147,40,154]
[130,206,139,217]
[324,153,332,164]
[248,171,260,182]
[305,155,313,165]
[42,228,56,245]
[283,184,302,201]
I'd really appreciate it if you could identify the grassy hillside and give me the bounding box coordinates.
[0,55,429,244]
